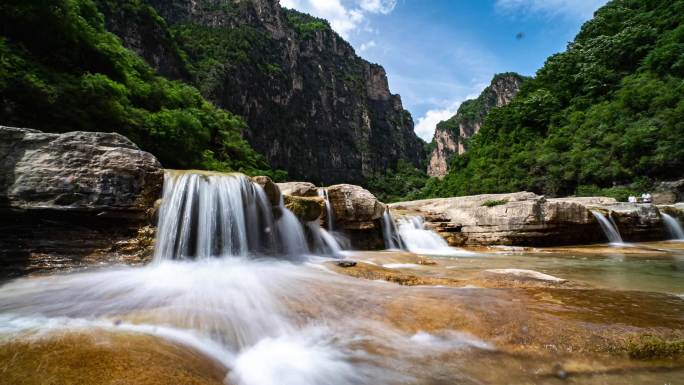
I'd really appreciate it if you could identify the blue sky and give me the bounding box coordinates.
[280,0,608,141]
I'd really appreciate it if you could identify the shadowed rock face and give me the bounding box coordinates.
[427,73,524,178]
[0,126,163,277]
[390,192,672,246]
[100,0,425,185]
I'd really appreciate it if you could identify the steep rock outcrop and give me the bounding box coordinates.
[103,0,425,184]
[0,126,164,277]
[390,193,669,246]
[427,73,524,177]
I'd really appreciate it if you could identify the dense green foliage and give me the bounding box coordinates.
[365,160,428,202]
[284,9,330,39]
[422,0,684,199]
[0,0,275,176]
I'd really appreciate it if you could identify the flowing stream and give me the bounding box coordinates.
[1,171,683,385]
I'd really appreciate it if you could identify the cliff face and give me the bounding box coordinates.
[100,0,424,184]
[427,73,523,178]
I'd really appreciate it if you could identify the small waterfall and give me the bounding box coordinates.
[591,210,624,245]
[381,209,405,250]
[662,213,684,240]
[154,171,311,260]
[318,188,335,231]
[305,221,342,256]
[276,196,309,256]
[396,216,472,256]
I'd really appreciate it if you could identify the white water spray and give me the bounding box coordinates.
[396,216,473,256]
[381,210,404,250]
[662,213,684,240]
[318,188,335,231]
[591,210,625,246]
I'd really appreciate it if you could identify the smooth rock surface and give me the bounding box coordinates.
[276,181,318,197]
[326,184,386,249]
[390,192,669,246]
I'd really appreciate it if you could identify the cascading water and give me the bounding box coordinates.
[381,209,405,250]
[318,188,335,231]
[591,210,625,246]
[154,170,320,260]
[396,216,473,256]
[662,213,684,240]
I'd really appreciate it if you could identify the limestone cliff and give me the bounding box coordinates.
[98,0,425,184]
[427,73,524,177]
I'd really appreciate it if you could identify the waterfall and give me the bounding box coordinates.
[318,188,335,231]
[662,213,684,240]
[154,171,312,260]
[381,210,405,250]
[396,216,473,256]
[305,222,342,256]
[591,210,625,245]
[276,196,309,256]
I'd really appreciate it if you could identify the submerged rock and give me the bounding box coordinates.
[0,126,164,276]
[0,331,226,385]
[480,269,567,283]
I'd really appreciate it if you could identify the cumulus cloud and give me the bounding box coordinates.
[495,0,608,20]
[414,102,462,142]
[279,0,396,38]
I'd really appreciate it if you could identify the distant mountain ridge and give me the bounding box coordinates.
[427,73,524,177]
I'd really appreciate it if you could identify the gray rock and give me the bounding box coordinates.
[326,184,386,249]
[276,182,318,197]
[1,126,163,213]
[0,126,164,276]
[390,192,668,246]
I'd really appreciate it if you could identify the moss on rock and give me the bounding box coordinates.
[283,195,323,222]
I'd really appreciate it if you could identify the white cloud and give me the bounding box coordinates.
[357,0,397,14]
[495,0,608,20]
[279,0,396,38]
[414,101,461,141]
[413,85,485,142]
[359,40,376,52]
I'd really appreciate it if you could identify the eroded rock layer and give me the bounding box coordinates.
[0,126,163,277]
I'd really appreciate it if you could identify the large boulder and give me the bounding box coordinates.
[276,182,318,197]
[390,192,668,246]
[327,184,385,226]
[0,126,164,276]
[1,126,163,212]
[325,184,386,249]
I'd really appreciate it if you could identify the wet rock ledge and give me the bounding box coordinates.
[389,193,680,246]
[0,126,163,277]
